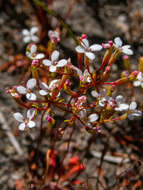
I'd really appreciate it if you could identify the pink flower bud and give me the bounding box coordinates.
[47,116,53,123]
[65,79,71,87]
[32,59,39,67]
[123,55,129,60]
[108,40,113,46]
[132,70,139,77]
[80,34,87,41]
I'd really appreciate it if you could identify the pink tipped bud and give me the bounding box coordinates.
[132,70,139,77]
[123,55,129,60]
[102,41,113,49]
[32,59,39,67]
[47,116,53,123]
[65,79,71,87]
[108,40,113,46]
[47,116,55,126]
[80,34,87,41]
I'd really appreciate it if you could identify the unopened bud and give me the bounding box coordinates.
[32,59,39,67]
[123,55,130,70]
[47,116,55,126]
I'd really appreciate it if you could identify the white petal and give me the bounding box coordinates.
[129,102,137,110]
[88,113,99,122]
[26,93,37,101]
[122,47,133,55]
[85,52,95,60]
[26,78,36,89]
[22,29,30,36]
[132,110,142,117]
[137,72,143,81]
[30,44,37,53]
[128,111,142,120]
[114,37,123,47]
[42,59,52,66]
[75,46,85,53]
[99,98,106,107]
[122,45,131,48]
[39,90,48,96]
[81,39,89,48]
[49,65,57,72]
[17,86,27,94]
[51,50,59,62]
[13,113,24,122]
[57,59,67,67]
[133,81,141,87]
[115,103,129,111]
[35,53,45,59]
[28,121,36,128]
[30,26,38,34]
[27,108,35,120]
[49,79,59,89]
[40,82,49,90]
[23,36,31,43]
[91,90,99,98]
[115,95,123,104]
[19,123,25,131]
[31,35,39,43]
[90,44,102,51]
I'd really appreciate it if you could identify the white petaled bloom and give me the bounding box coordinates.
[80,69,91,83]
[49,79,61,97]
[17,78,37,101]
[115,95,129,111]
[22,27,39,43]
[114,37,133,55]
[75,38,102,60]
[99,97,109,107]
[48,30,60,43]
[74,96,87,110]
[88,113,99,122]
[26,44,45,60]
[128,101,142,120]
[13,109,36,131]
[42,50,67,72]
[133,72,143,88]
[39,82,49,96]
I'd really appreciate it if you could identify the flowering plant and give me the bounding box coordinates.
[7,24,143,189]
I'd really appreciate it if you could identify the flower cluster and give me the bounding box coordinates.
[9,33,142,133]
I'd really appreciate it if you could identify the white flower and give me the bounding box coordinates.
[91,90,99,98]
[75,38,102,60]
[39,82,49,96]
[13,109,36,130]
[42,50,67,72]
[115,97,142,119]
[128,101,142,120]
[115,95,129,111]
[17,78,37,101]
[88,113,99,122]
[48,30,60,43]
[80,69,91,83]
[114,37,133,55]
[22,27,39,43]
[49,79,60,97]
[26,44,45,60]
[133,72,143,88]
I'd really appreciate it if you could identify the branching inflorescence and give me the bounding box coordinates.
[6,25,143,189]
[7,29,142,133]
